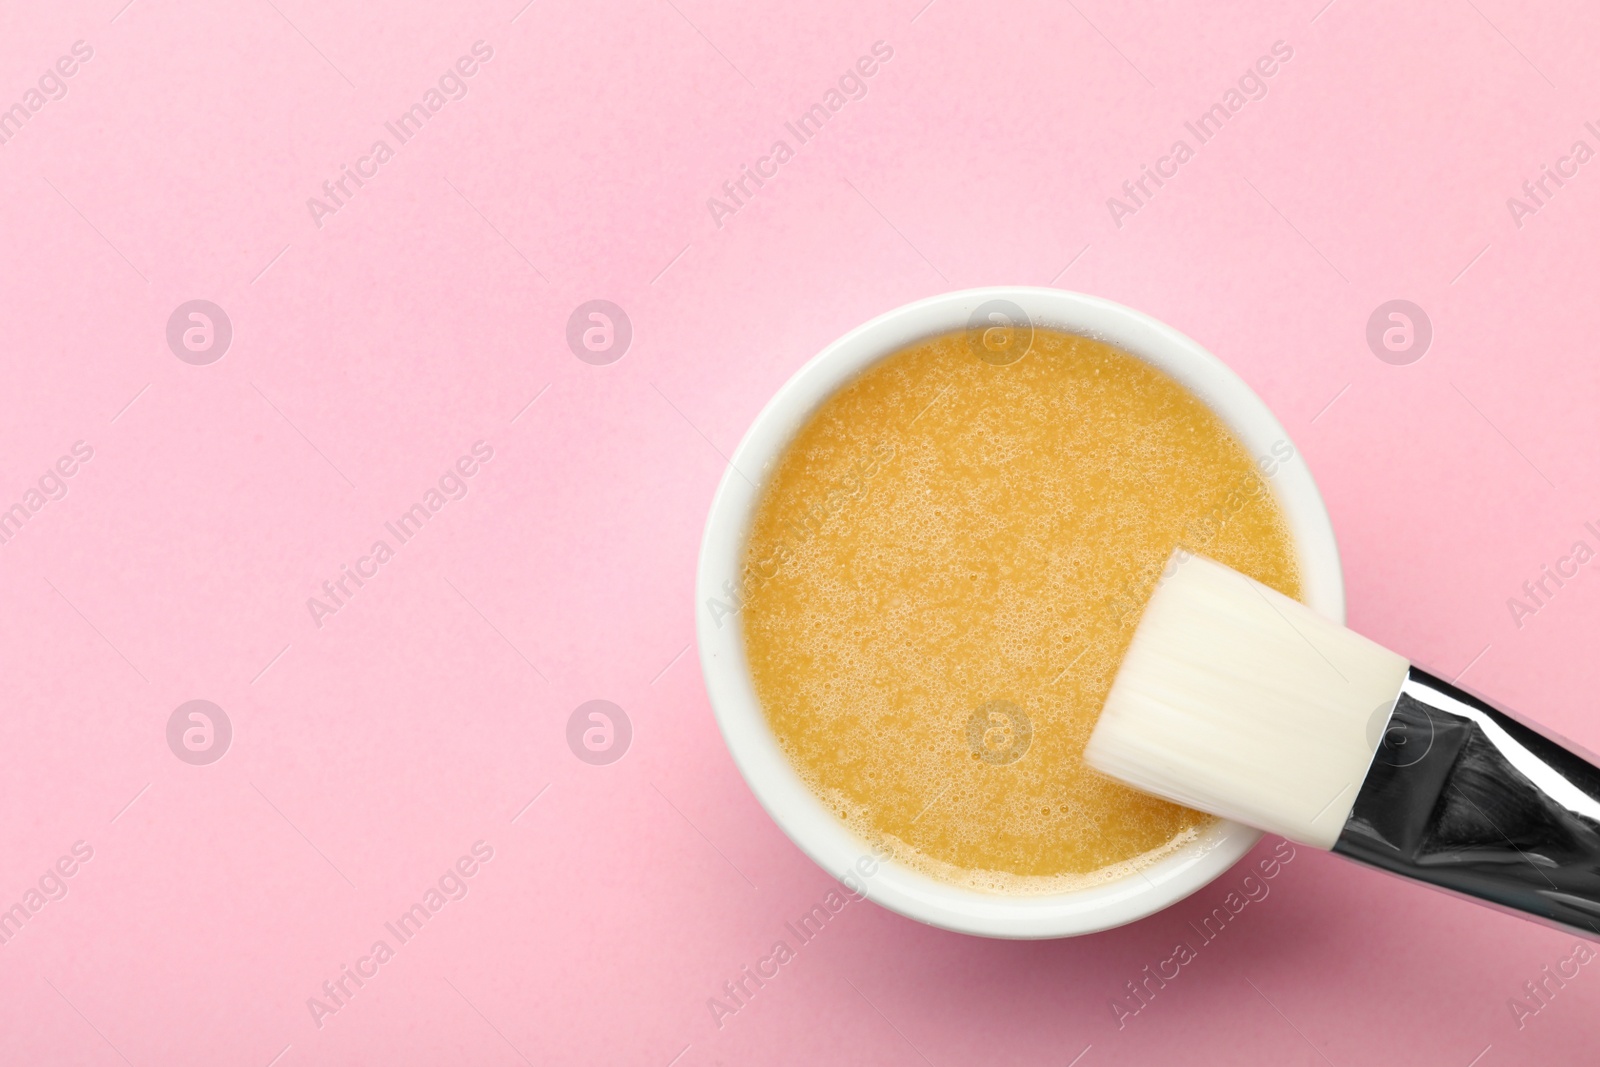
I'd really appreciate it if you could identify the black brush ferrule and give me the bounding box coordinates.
[1335,667,1600,939]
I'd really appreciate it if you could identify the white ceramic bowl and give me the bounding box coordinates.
[695,288,1343,938]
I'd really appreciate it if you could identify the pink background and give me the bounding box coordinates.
[1,0,1597,1063]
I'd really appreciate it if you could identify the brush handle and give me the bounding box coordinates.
[1335,667,1600,940]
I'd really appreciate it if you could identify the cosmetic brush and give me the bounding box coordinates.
[1084,551,1600,938]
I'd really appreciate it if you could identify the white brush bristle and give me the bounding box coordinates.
[1084,553,1410,849]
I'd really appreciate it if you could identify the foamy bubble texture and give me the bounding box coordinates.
[743,329,1301,891]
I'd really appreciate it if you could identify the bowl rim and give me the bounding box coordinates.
[694,287,1344,938]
